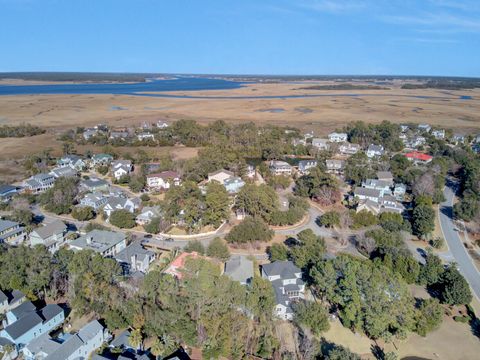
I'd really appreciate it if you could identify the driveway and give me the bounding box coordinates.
[439,184,480,300]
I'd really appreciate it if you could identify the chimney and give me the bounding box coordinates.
[86,236,93,245]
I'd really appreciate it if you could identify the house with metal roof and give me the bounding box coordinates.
[224,255,254,286]
[115,241,156,275]
[0,289,26,315]
[261,261,305,320]
[49,166,78,179]
[0,184,18,203]
[29,220,67,254]
[0,219,26,245]
[80,177,109,192]
[22,173,56,194]
[69,230,127,257]
[298,160,318,175]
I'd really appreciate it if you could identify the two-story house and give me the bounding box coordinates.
[49,166,78,179]
[90,153,114,167]
[57,155,86,171]
[136,206,162,225]
[80,177,109,193]
[366,144,384,158]
[23,173,56,194]
[298,160,317,175]
[111,160,133,180]
[325,159,345,174]
[29,220,67,254]
[361,179,392,197]
[328,132,348,143]
[261,261,305,320]
[0,290,26,315]
[115,241,156,275]
[208,169,234,184]
[339,143,360,155]
[0,219,26,245]
[0,185,19,203]
[103,197,138,218]
[146,171,181,190]
[68,230,127,257]
[79,192,108,210]
[269,161,293,176]
[311,138,329,151]
[223,176,245,194]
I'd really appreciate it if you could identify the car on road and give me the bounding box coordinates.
[165,237,174,242]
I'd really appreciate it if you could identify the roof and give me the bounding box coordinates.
[39,304,63,322]
[262,261,301,279]
[146,170,180,179]
[93,153,113,160]
[208,169,234,177]
[224,256,254,284]
[82,177,108,188]
[0,184,17,195]
[115,242,154,265]
[69,230,126,253]
[4,311,43,340]
[367,144,384,152]
[405,151,433,161]
[164,252,199,279]
[110,329,131,348]
[31,220,66,240]
[10,300,36,319]
[78,319,104,343]
[362,179,391,188]
[24,332,61,356]
[0,289,25,306]
[269,160,292,169]
[354,187,382,198]
[0,219,19,233]
[376,171,393,180]
[45,334,84,360]
[0,337,14,346]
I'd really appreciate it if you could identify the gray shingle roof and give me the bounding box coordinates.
[45,334,84,360]
[10,300,36,319]
[31,220,66,240]
[4,312,43,340]
[115,242,154,265]
[39,304,63,322]
[262,261,301,279]
[224,256,253,284]
[110,329,131,348]
[0,219,19,233]
[69,230,125,254]
[354,187,382,198]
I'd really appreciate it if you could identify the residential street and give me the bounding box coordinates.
[439,184,480,300]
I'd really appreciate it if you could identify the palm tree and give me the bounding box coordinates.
[129,328,143,351]
[150,337,165,359]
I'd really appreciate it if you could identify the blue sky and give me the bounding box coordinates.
[0,0,479,76]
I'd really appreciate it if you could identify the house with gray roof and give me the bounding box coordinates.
[111,160,133,180]
[0,219,26,245]
[91,153,114,167]
[269,161,292,176]
[0,184,18,203]
[224,255,253,285]
[376,171,394,185]
[103,197,137,218]
[354,187,382,203]
[0,289,26,315]
[80,177,109,192]
[23,173,56,194]
[109,329,133,351]
[136,206,162,225]
[366,144,385,158]
[29,220,67,254]
[115,241,156,275]
[49,166,78,179]
[57,155,86,171]
[69,230,127,257]
[298,160,317,175]
[361,179,392,197]
[79,192,108,210]
[261,261,305,320]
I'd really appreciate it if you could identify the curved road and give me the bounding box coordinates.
[439,185,480,300]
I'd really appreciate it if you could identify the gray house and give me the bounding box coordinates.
[0,290,26,315]
[114,241,156,275]
[29,220,67,254]
[49,167,78,179]
[79,193,108,210]
[298,160,318,174]
[0,185,18,203]
[80,178,109,192]
[224,256,254,285]
[57,155,86,171]
[0,219,26,245]
[23,173,56,194]
[69,230,127,257]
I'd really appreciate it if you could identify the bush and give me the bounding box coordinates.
[320,211,340,228]
[379,212,411,233]
[143,217,169,234]
[430,237,444,249]
[350,210,378,229]
[267,243,289,261]
[109,209,136,229]
[71,206,95,221]
[184,240,205,254]
[140,194,150,202]
[225,217,274,244]
[415,298,443,336]
[97,165,109,175]
[293,301,330,335]
[453,315,470,323]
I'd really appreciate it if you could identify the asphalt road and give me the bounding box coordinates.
[439,185,480,300]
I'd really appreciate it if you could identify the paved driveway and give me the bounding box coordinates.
[439,184,480,300]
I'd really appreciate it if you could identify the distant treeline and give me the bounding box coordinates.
[297,84,390,90]
[0,123,45,138]
[402,79,480,90]
[0,72,163,83]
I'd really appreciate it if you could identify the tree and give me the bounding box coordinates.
[225,217,274,244]
[290,229,326,270]
[379,212,410,233]
[415,298,443,336]
[71,206,95,221]
[267,243,289,262]
[235,184,278,223]
[109,209,136,229]
[350,210,378,229]
[129,328,143,350]
[129,175,146,192]
[206,237,230,261]
[439,266,472,305]
[419,252,444,286]
[412,204,435,238]
[294,167,340,206]
[143,217,169,234]
[184,240,205,255]
[40,177,79,214]
[204,181,230,227]
[454,197,479,221]
[344,152,374,185]
[325,345,361,360]
[320,211,340,228]
[294,301,330,336]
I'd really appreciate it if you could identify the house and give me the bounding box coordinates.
[103,197,137,218]
[418,124,432,133]
[246,164,256,178]
[405,135,426,149]
[269,161,293,176]
[57,155,86,171]
[311,138,329,151]
[262,261,305,320]
[354,187,382,203]
[292,138,307,147]
[298,160,317,174]
[136,206,162,225]
[224,176,245,194]
[29,220,67,254]
[69,230,127,257]
[49,166,78,179]
[109,329,133,351]
[208,169,234,184]
[109,131,129,140]
[0,303,64,349]
[0,290,26,315]
[356,199,381,215]
[328,132,348,143]
[366,144,384,158]
[83,128,98,140]
[0,184,18,203]
[24,319,109,360]
[115,241,156,275]
[405,151,433,165]
[357,196,404,215]
[157,121,169,129]
[137,132,155,141]
[80,177,109,192]
[23,173,56,194]
[224,255,254,286]
[79,192,108,210]
[393,183,407,201]
[432,129,445,140]
[452,134,465,145]
[325,159,345,174]
[146,171,181,190]
[304,131,314,139]
[91,153,114,167]
[400,125,409,133]
[0,219,26,245]
[339,143,360,155]
[164,252,199,279]
[362,179,391,196]
[376,171,394,185]
[111,160,133,180]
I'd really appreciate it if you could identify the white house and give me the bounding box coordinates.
[328,132,348,143]
[23,173,56,194]
[418,124,432,133]
[362,179,391,197]
[103,197,137,218]
[339,143,360,155]
[311,138,330,151]
[137,132,155,141]
[80,192,108,210]
[298,160,317,174]
[136,206,162,225]
[269,161,292,176]
[326,159,345,174]
[366,144,384,158]
[262,261,305,320]
[208,169,235,184]
[354,187,382,203]
[69,230,127,257]
[111,160,133,180]
[432,129,445,140]
[146,171,181,190]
